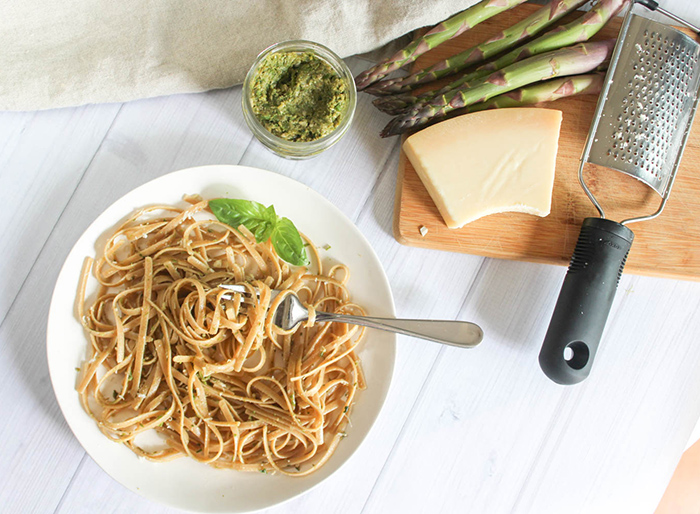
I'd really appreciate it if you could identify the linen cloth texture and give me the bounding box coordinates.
[2,0,478,111]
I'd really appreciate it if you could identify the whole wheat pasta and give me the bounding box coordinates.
[75,196,366,476]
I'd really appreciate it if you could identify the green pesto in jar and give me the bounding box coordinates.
[249,52,348,142]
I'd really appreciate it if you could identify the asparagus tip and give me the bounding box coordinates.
[372,97,411,115]
[355,72,371,91]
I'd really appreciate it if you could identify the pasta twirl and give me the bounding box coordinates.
[75,196,366,475]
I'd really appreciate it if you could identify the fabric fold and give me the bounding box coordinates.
[2,0,477,111]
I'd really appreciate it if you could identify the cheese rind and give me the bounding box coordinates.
[403,108,563,229]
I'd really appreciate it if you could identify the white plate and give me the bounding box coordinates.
[47,165,396,513]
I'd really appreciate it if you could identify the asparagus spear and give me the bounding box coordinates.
[406,73,604,130]
[374,62,606,115]
[374,0,628,114]
[476,0,628,73]
[373,90,442,116]
[449,72,604,114]
[380,40,615,137]
[355,0,529,91]
[365,0,587,96]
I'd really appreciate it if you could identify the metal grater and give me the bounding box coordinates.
[539,1,700,385]
[585,6,700,219]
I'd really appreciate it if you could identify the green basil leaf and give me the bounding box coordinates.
[271,217,309,266]
[209,199,277,243]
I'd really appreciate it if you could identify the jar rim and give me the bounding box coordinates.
[242,40,357,158]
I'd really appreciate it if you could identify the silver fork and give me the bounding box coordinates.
[218,284,483,349]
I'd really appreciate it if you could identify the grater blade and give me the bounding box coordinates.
[584,9,700,198]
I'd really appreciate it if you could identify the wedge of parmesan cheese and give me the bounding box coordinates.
[403,108,562,229]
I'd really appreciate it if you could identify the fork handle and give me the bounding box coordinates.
[314,313,483,349]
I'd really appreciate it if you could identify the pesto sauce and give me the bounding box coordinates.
[250,52,348,142]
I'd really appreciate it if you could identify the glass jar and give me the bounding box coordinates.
[242,40,357,160]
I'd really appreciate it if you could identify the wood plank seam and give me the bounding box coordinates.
[359,257,488,512]
[0,104,124,330]
[358,344,447,514]
[507,387,580,512]
[233,130,257,166]
[51,453,88,514]
[352,144,402,225]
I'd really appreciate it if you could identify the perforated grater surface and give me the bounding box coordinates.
[540,1,700,385]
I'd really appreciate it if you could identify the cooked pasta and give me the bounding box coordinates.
[75,195,366,475]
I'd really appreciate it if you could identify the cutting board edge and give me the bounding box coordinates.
[392,144,409,244]
[394,224,700,282]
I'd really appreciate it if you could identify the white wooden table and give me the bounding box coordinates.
[2,3,700,513]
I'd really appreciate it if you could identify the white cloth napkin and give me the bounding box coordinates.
[2,0,478,111]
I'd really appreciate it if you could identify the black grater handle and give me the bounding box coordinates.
[539,218,634,385]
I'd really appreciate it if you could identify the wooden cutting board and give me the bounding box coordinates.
[393,4,700,280]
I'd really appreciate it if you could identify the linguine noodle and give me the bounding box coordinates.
[75,195,366,475]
